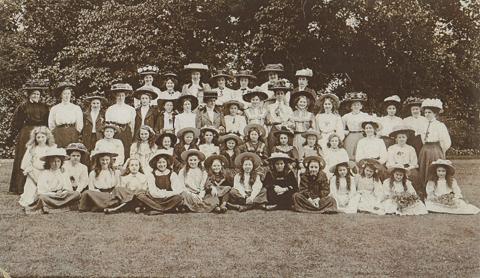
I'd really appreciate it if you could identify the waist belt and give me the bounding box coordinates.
[57,124,75,128]
[349,131,363,133]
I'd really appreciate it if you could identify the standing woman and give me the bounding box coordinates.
[174,94,199,134]
[158,72,181,102]
[290,91,316,151]
[265,80,294,149]
[355,116,388,178]
[292,68,316,101]
[133,85,158,135]
[82,95,107,153]
[258,63,285,99]
[9,79,50,194]
[48,81,83,148]
[234,70,256,107]
[155,98,177,134]
[418,98,451,196]
[341,92,370,161]
[105,83,136,159]
[181,63,211,105]
[136,65,161,107]
[243,86,269,127]
[314,93,344,150]
[211,70,235,106]
[379,95,403,148]
[402,96,427,155]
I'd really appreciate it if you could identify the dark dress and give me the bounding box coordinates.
[173,143,199,165]
[134,107,158,136]
[81,110,105,152]
[205,173,233,204]
[9,100,49,194]
[136,172,184,212]
[155,111,177,133]
[292,172,337,213]
[263,170,298,209]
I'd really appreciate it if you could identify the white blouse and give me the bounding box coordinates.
[324,148,349,171]
[48,102,83,132]
[224,115,247,136]
[105,103,136,129]
[355,137,388,164]
[233,173,263,199]
[94,139,125,167]
[315,113,345,140]
[244,107,268,126]
[356,176,383,197]
[267,102,293,128]
[88,169,120,190]
[215,87,239,106]
[379,116,403,137]
[386,144,418,169]
[403,115,428,136]
[382,179,416,198]
[342,112,370,132]
[329,176,357,197]
[426,179,462,199]
[62,160,89,192]
[146,170,184,198]
[161,112,175,131]
[199,143,220,158]
[177,167,208,194]
[420,119,451,153]
[129,142,157,172]
[120,173,148,192]
[37,169,73,194]
[175,112,196,135]
[21,145,57,175]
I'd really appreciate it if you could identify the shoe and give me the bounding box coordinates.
[213,206,222,213]
[146,210,164,216]
[134,207,145,214]
[238,205,249,212]
[219,204,228,213]
[263,204,278,211]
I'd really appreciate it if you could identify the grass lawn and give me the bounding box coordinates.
[0,159,479,277]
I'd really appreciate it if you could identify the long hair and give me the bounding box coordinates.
[182,154,205,177]
[270,160,289,178]
[302,135,322,150]
[43,156,65,170]
[122,158,145,176]
[318,96,339,114]
[220,138,239,153]
[26,126,56,149]
[151,156,173,176]
[207,159,226,181]
[326,133,344,148]
[134,126,156,148]
[245,127,265,143]
[429,166,454,189]
[179,131,198,146]
[389,169,408,192]
[334,163,353,191]
[360,164,380,182]
[239,158,258,186]
[199,130,219,145]
[93,155,115,177]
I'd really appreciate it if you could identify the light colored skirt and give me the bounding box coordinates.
[357,191,385,215]
[18,169,43,207]
[136,192,184,212]
[425,199,480,215]
[382,198,428,216]
[181,191,219,213]
[334,193,360,214]
[344,132,364,161]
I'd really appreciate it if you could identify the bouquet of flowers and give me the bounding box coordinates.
[392,192,420,210]
[434,193,457,207]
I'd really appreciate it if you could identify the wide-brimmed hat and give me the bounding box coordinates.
[329,159,356,173]
[341,91,368,108]
[137,65,159,75]
[210,70,232,81]
[201,126,219,136]
[267,152,295,164]
[383,95,402,110]
[303,155,326,169]
[204,154,229,170]
[235,70,256,80]
[101,123,121,133]
[177,127,200,139]
[295,68,313,78]
[176,94,199,111]
[65,143,89,156]
[428,159,455,176]
[133,85,159,100]
[223,100,244,113]
[40,148,69,161]
[155,131,177,146]
[389,125,415,139]
[90,149,119,160]
[149,150,173,169]
[421,98,444,113]
[53,81,76,97]
[84,94,108,104]
[181,149,206,162]
[274,126,294,138]
[259,63,284,74]
[157,97,177,108]
[360,116,383,131]
[388,163,409,174]
[219,133,243,145]
[317,93,340,110]
[184,63,209,72]
[242,87,268,102]
[234,152,262,168]
[403,96,424,109]
[202,90,218,100]
[244,123,266,138]
[22,79,50,91]
[301,128,321,140]
[270,80,290,91]
[357,158,382,174]
[289,90,316,110]
[162,72,178,80]
[107,83,133,95]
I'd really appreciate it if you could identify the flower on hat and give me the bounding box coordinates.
[295,68,313,77]
[421,98,443,110]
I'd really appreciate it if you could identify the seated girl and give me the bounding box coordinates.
[173,127,200,166]
[298,128,323,160]
[292,156,337,213]
[356,159,385,215]
[94,124,124,168]
[227,152,267,212]
[135,150,184,215]
[382,164,428,216]
[387,125,419,190]
[63,143,89,192]
[263,152,298,210]
[323,133,349,178]
[425,159,479,215]
[329,160,360,214]
[198,126,220,159]
[219,133,242,171]
[270,126,299,162]
[204,154,233,213]
[223,100,247,137]
[130,125,157,173]
[238,124,269,178]
[355,117,388,178]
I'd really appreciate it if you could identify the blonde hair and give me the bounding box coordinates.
[26,126,55,149]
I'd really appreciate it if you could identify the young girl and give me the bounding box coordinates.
[355,117,387,166]
[292,156,337,213]
[198,126,220,158]
[178,150,219,213]
[356,159,385,215]
[82,95,107,152]
[204,154,233,213]
[94,124,125,168]
[227,152,267,211]
[314,93,344,150]
[30,148,80,214]
[386,125,419,189]
[156,131,177,155]
[63,143,89,193]
[79,150,122,212]
[425,159,479,214]
[418,98,451,196]
[223,100,247,137]
[155,99,177,134]
[173,127,200,165]
[135,150,184,215]
[379,95,403,148]
[219,133,242,171]
[299,129,323,160]
[263,152,298,210]
[238,124,269,162]
[329,160,359,213]
[402,96,427,155]
[382,164,428,215]
[341,92,370,160]
[290,92,315,151]
[270,127,299,169]
[265,80,294,149]
[243,86,268,126]
[323,133,349,178]
[129,125,157,173]
[174,95,199,134]
[19,126,57,209]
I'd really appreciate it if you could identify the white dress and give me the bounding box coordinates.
[356,176,385,215]
[425,179,479,214]
[382,179,428,215]
[314,112,345,150]
[224,115,247,137]
[329,176,360,213]
[199,143,220,158]
[323,147,349,178]
[62,160,89,192]
[175,112,197,135]
[355,137,388,164]
[129,142,157,173]
[379,116,403,137]
[94,139,125,167]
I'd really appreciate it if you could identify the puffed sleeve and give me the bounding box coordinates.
[408,146,418,168]
[377,139,388,165]
[386,146,396,168]
[439,122,451,154]
[355,139,366,162]
[75,105,84,132]
[425,181,436,200]
[48,105,57,130]
[177,168,186,187]
[336,115,345,140]
[114,140,125,166]
[76,165,89,192]
[20,146,34,174]
[87,171,97,190]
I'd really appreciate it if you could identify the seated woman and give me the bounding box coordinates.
[381,164,428,216]
[263,152,298,210]
[30,148,81,214]
[355,116,387,178]
[356,159,385,215]
[63,143,89,192]
[178,149,219,213]
[425,159,479,215]
[204,154,233,213]
[135,150,184,215]
[227,152,267,212]
[292,156,337,213]
[329,160,360,214]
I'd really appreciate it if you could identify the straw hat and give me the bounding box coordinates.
[200,126,219,136]
[244,123,266,138]
[65,143,89,156]
[53,81,75,97]
[403,96,423,109]
[329,159,356,173]
[40,148,69,161]
[242,87,268,102]
[421,98,443,113]
[274,126,294,138]
[133,85,159,100]
[177,127,200,140]
[223,100,244,113]
[107,83,133,95]
[295,68,313,78]
[204,154,229,170]
[149,150,173,169]
[181,149,206,162]
[389,125,415,139]
[137,65,159,75]
[341,91,367,108]
[176,94,199,111]
[259,63,284,74]
[428,159,455,176]
[210,70,233,81]
[301,128,321,140]
[219,133,243,145]
[90,149,119,160]
[357,158,382,174]
[22,79,50,91]
[388,163,409,174]
[155,131,177,146]
[383,95,402,110]
[84,94,108,104]
[162,72,178,80]
[289,90,316,110]
[101,123,120,133]
[184,63,209,72]
[303,155,326,169]
[267,152,295,164]
[360,116,383,131]
[317,93,340,110]
[235,70,256,80]
[234,152,262,168]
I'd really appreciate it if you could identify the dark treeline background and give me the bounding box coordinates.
[0,0,479,158]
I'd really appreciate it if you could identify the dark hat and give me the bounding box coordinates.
[360,116,383,131]
[210,70,233,81]
[219,133,243,145]
[107,83,133,95]
[389,125,415,139]
[22,79,50,91]
[133,85,159,100]
[289,90,316,110]
[176,94,199,111]
[235,70,256,80]
[184,63,209,72]
[202,90,218,100]
[149,150,173,169]
[177,127,200,140]
[204,154,229,170]
[242,87,268,102]
[65,143,89,156]
[259,63,284,74]
[303,155,326,170]
[270,80,290,91]
[101,123,121,133]
[223,100,244,114]
[155,131,177,146]
[403,96,423,108]
[53,81,75,97]
[274,126,294,138]
[341,91,368,108]
[244,123,266,138]
[162,72,178,80]
[181,149,206,162]
[267,152,295,164]
[234,152,262,168]
[84,94,108,104]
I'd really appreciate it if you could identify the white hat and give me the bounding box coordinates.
[421,98,443,111]
[295,68,313,78]
[384,95,401,103]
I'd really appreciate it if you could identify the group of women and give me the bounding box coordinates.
[9,63,479,215]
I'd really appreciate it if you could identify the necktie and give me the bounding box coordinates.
[425,121,432,142]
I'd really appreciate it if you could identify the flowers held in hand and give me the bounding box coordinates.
[392,192,420,210]
[434,192,458,207]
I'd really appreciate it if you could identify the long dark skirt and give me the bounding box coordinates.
[418,142,444,199]
[34,191,81,213]
[114,125,133,160]
[79,187,137,212]
[136,192,183,212]
[52,126,80,148]
[266,188,295,209]
[227,188,268,206]
[407,135,423,156]
[9,125,35,194]
[292,193,337,213]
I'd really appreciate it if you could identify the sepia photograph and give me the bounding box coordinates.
[0,0,479,276]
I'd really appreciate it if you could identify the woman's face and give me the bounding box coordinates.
[206,98,216,108]
[386,105,397,116]
[297,96,308,110]
[239,77,249,88]
[157,157,168,171]
[69,151,82,164]
[144,75,153,85]
[275,91,286,101]
[274,160,285,172]
[249,130,259,142]
[436,167,447,178]
[183,100,192,112]
[396,134,408,145]
[104,128,115,139]
[165,79,175,90]
[50,157,62,170]
[297,77,308,87]
[91,99,101,110]
[306,135,317,146]
[100,156,111,169]
[61,89,72,102]
[424,108,436,120]
[393,171,404,182]
[251,96,260,106]
[226,139,236,150]
[308,161,320,175]
[184,132,194,144]
[204,131,214,143]
[129,159,141,174]
[279,134,289,145]
[191,71,201,82]
[229,104,239,115]
[140,94,151,106]
[116,92,126,103]
[364,124,375,136]
[337,165,348,177]
[217,77,226,88]
[364,166,375,178]
[211,160,222,174]
[29,90,41,103]
[351,101,362,111]
[411,106,421,116]
[164,101,174,112]
[35,133,47,145]
[329,136,339,148]
[243,159,253,173]
[162,136,172,148]
[268,72,278,82]
[139,129,150,141]
[188,155,199,168]
[323,99,333,112]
